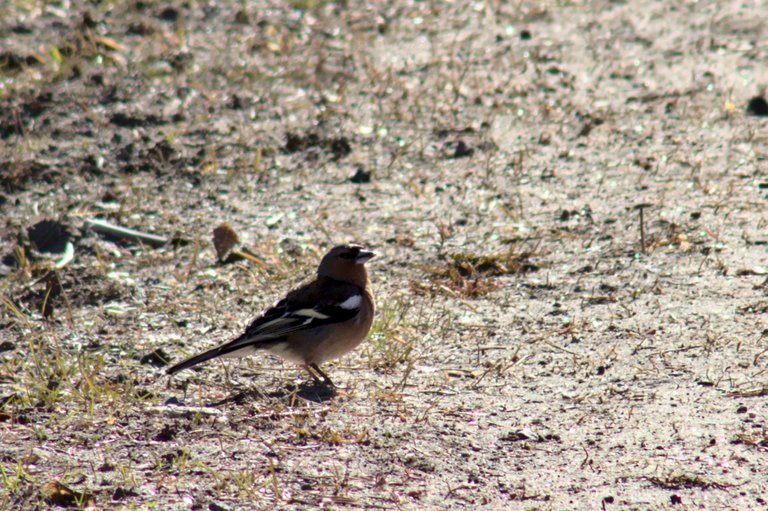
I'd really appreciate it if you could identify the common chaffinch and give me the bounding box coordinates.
[167,244,375,386]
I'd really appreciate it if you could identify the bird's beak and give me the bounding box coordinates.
[355,250,375,264]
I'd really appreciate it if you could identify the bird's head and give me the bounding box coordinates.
[318,244,375,285]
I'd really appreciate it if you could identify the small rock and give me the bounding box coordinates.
[154,424,178,442]
[139,348,170,368]
[28,220,71,254]
[234,10,249,24]
[452,140,474,158]
[159,6,179,22]
[746,96,768,117]
[112,487,139,500]
[404,455,435,473]
[329,137,352,160]
[349,167,371,184]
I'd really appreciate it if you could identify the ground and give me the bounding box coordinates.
[1,0,768,509]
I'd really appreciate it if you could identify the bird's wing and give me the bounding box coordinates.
[221,277,364,351]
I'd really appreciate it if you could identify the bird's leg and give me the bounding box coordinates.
[308,363,335,387]
[303,364,324,384]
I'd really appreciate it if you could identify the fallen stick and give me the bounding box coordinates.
[86,218,168,247]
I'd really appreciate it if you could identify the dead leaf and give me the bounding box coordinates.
[212,223,239,262]
[40,481,95,508]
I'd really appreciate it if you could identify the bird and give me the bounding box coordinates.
[167,244,375,386]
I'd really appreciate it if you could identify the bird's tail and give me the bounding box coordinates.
[166,340,258,375]
[166,346,219,375]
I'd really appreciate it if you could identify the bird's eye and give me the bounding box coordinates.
[340,251,356,259]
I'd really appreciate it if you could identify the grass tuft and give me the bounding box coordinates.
[419,246,541,297]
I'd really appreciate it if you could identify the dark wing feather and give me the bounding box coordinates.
[231,277,362,347]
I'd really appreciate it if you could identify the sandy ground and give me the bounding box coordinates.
[1,0,768,509]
